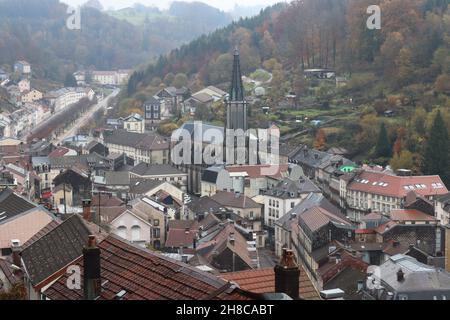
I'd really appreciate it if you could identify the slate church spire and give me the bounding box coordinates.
[226,48,248,132]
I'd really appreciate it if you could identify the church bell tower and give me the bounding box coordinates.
[226,48,248,132]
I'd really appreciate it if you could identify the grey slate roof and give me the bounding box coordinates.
[49,153,110,169]
[188,196,223,214]
[105,171,131,186]
[266,177,321,199]
[20,215,91,286]
[376,254,450,299]
[201,166,224,184]
[178,122,224,144]
[291,145,332,169]
[129,179,163,195]
[275,193,342,230]
[104,130,169,151]
[130,163,184,177]
[0,188,37,224]
[210,191,261,209]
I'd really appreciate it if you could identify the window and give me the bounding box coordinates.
[291,202,295,209]
[153,228,161,238]
[117,226,127,239]
[59,198,64,205]
[250,211,254,219]
[154,219,160,226]
[131,226,141,242]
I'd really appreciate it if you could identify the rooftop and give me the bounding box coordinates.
[130,163,185,177]
[347,170,448,198]
[390,209,437,222]
[44,234,251,300]
[221,267,320,300]
[210,191,261,209]
[267,177,321,199]
[104,130,169,151]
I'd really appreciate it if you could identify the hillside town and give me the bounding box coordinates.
[0,49,450,302]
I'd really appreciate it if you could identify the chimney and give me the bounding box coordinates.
[82,199,92,222]
[11,239,21,268]
[397,268,405,282]
[274,249,300,300]
[83,235,101,300]
[229,232,235,246]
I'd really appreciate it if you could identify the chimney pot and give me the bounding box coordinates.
[11,240,22,268]
[397,268,405,282]
[274,248,300,300]
[82,199,92,222]
[83,235,101,300]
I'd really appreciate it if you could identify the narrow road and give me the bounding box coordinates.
[53,89,119,145]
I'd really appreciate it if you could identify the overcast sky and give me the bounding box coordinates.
[62,0,284,11]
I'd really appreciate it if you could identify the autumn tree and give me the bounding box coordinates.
[314,129,327,150]
[390,150,414,171]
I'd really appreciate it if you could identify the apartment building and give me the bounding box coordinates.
[341,170,449,222]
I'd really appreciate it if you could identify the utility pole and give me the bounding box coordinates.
[63,183,67,215]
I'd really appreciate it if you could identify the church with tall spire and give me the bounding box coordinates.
[226,48,248,132]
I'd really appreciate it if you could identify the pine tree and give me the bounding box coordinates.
[422,110,450,186]
[64,73,77,87]
[375,122,391,158]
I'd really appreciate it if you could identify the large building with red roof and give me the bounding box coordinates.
[341,170,449,222]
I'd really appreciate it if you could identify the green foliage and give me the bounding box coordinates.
[422,110,450,186]
[64,73,77,87]
[375,122,392,158]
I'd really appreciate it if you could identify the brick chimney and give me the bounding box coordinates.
[397,268,405,282]
[274,248,300,300]
[83,235,101,300]
[11,239,21,268]
[82,199,92,222]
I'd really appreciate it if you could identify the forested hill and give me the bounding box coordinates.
[125,0,449,101]
[106,2,233,48]
[0,0,234,82]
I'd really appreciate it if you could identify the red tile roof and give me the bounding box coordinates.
[221,267,320,300]
[48,147,73,158]
[299,206,352,232]
[44,235,251,300]
[348,171,448,198]
[390,209,437,222]
[355,229,376,234]
[375,220,398,234]
[199,223,257,269]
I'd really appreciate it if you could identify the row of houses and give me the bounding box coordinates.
[74,69,132,86]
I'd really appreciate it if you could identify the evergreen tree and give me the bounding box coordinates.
[64,73,77,87]
[375,122,391,158]
[422,110,450,186]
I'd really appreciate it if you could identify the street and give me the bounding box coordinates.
[53,88,119,145]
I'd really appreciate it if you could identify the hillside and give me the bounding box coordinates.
[121,0,450,173]
[0,0,233,82]
[106,2,233,48]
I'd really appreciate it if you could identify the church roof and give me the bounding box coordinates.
[229,48,245,102]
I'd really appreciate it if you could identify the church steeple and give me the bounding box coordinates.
[226,48,248,132]
[229,48,245,102]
